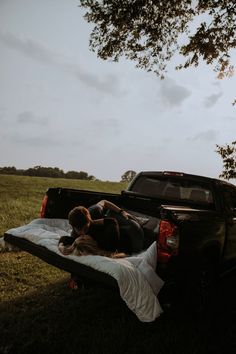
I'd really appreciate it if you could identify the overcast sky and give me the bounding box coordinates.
[1,0,236,181]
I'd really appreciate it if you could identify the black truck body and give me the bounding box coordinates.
[40,171,236,286]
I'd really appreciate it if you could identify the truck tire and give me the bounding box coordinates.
[190,250,219,312]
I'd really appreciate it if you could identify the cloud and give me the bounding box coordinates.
[17,111,49,125]
[159,77,191,107]
[87,117,122,139]
[212,81,221,88]
[73,69,122,95]
[188,129,219,142]
[204,92,222,108]
[8,133,63,147]
[0,30,123,95]
[92,117,120,129]
[224,116,236,121]
[0,107,5,121]
[0,30,57,65]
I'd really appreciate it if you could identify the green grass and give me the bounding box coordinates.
[0,174,127,237]
[0,175,236,354]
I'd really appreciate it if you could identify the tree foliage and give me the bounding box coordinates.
[80,0,236,78]
[121,170,137,182]
[25,166,64,178]
[80,1,236,181]
[65,170,96,180]
[216,141,236,180]
[0,166,96,180]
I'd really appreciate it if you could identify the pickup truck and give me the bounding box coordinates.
[37,171,236,299]
[5,171,236,305]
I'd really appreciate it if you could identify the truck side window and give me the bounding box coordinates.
[223,187,236,215]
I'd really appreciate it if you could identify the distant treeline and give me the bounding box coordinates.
[0,166,96,180]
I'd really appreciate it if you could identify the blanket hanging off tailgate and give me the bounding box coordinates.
[4,218,164,322]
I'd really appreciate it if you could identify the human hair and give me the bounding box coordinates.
[68,206,92,230]
[58,235,126,259]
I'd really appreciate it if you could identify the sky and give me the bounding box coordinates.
[0,0,236,182]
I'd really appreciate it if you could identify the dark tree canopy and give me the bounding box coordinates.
[80,0,236,78]
[216,141,236,180]
[0,166,96,180]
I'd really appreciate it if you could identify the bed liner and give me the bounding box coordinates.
[4,233,118,290]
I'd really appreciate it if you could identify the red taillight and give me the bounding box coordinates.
[157,220,179,263]
[40,195,48,218]
[163,171,184,177]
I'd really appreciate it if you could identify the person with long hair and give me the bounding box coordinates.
[58,200,144,289]
[58,234,126,258]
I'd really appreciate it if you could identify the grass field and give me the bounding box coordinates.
[0,174,127,237]
[1,175,236,354]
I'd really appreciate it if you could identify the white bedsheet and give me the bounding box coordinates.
[5,218,164,322]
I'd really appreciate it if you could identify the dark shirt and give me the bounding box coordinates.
[59,217,119,253]
[89,204,144,254]
[87,218,120,252]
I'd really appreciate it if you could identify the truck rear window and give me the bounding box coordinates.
[130,176,214,207]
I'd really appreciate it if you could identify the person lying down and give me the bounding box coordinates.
[58,200,145,259]
[58,234,126,259]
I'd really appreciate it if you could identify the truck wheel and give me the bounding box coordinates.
[194,253,219,311]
